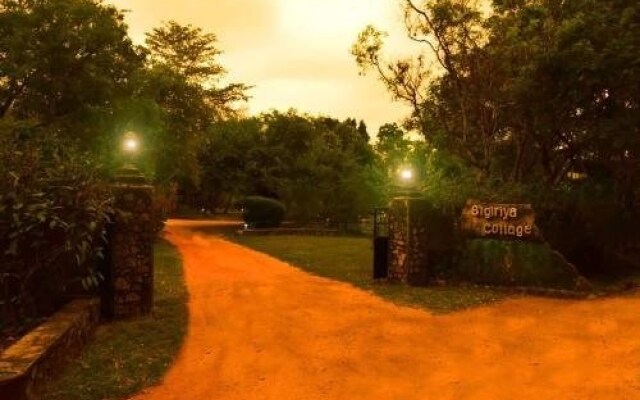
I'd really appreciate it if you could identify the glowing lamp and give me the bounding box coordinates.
[400,168,413,182]
[122,132,139,154]
[124,138,138,152]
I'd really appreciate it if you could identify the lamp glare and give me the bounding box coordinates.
[400,169,413,181]
[124,138,138,152]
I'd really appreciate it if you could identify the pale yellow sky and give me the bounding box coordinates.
[107,0,416,135]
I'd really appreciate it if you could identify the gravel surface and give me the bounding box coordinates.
[129,219,640,400]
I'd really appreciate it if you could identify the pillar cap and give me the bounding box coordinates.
[115,165,148,185]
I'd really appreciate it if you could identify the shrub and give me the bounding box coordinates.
[151,182,178,234]
[534,180,640,278]
[241,196,285,228]
[0,126,111,326]
[458,240,586,290]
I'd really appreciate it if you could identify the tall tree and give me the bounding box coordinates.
[141,21,249,185]
[353,0,640,188]
[146,21,223,83]
[145,21,249,119]
[353,1,499,178]
[0,0,143,139]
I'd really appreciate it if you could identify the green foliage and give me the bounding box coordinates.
[142,21,249,187]
[0,0,143,137]
[459,240,585,290]
[355,0,640,185]
[0,124,111,325]
[240,196,286,228]
[534,180,640,277]
[354,0,640,275]
[197,111,386,224]
[0,0,144,327]
[375,122,428,190]
[0,2,251,190]
[197,117,263,210]
[0,0,256,330]
[146,21,223,85]
[137,65,210,186]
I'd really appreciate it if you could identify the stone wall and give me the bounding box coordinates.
[386,197,588,291]
[105,167,155,319]
[388,197,430,285]
[0,298,100,400]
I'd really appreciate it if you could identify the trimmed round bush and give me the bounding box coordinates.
[241,196,285,228]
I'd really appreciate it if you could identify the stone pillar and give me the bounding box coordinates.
[105,166,154,319]
[388,197,430,285]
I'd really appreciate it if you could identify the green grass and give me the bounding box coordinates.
[41,238,188,400]
[230,234,508,314]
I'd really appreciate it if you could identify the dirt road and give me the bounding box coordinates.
[131,219,640,400]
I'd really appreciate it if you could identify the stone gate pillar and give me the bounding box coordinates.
[388,197,430,285]
[105,166,154,319]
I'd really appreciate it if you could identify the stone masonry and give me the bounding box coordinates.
[106,166,154,319]
[0,299,100,400]
[388,197,431,285]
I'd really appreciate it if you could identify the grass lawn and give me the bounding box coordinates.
[40,238,188,400]
[230,234,508,314]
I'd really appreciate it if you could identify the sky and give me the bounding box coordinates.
[106,0,418,136]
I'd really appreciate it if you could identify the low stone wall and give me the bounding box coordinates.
[0,298,100,400]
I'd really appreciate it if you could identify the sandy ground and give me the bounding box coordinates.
[130,219,640,400]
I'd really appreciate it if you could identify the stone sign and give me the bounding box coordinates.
[461,200,542,241]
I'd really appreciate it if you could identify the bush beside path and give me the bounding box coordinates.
[130,219,640,400]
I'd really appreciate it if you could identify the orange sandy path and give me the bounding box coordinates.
[130,220,640,400]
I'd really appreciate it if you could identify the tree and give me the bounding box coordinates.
[354,0,640,189]
[375,122,428,189]
[0,0,143,136]
[141,21,250,187]
[0,0,142,319]
[146,21,223,83]
[376,123,412,173]
[137,66,211,185]
[353,1,500,179]
[486,0,640,186]
[145,21,249,119]
[259,111,382,222]
[196,111,386,224]
[198,117,263,210]
[353,0,640,273]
